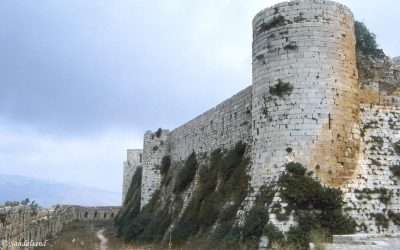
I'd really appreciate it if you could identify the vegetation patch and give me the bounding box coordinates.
[242,185,276,248]
[173,142,250,246]
[155,128,162,138]
[118,190,173,242]
[363,120,378,129]
[355,21,385,58]
[373,213,389,229]
[390,165,400,177]
[354,188,392,203]
[388,210,400,226]
[258,15,287,35]
[270,79,294,97]
[370,136,384,148]
[116,152,355,249]
[115,167,143,239]
[378,188,392,204]
[242,206,269,247]
[0,213,6,224]
[160,155,171,175]
[256,54,264,61]
[263,223,285,246]
[279,163,355,249]
[393,141,400,155]
[283,42,298,51]
[173,151,198,193]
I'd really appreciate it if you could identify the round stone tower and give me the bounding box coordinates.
[251,0,360,187]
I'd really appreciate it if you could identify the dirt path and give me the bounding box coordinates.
[96,229,108,250]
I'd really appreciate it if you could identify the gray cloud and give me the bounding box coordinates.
[0,0,398,192]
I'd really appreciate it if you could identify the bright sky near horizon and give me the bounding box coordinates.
[0,0,399,192]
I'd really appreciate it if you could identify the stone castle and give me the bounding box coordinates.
[123,0,400,233]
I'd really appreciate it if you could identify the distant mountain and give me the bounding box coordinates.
[0,175,121,208]
[394,56,400,64]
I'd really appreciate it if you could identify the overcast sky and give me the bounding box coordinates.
[0,0,399,193]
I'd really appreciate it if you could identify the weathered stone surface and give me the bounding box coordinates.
[343,105,400,233]
[0,205,119,248]
[122,0,400,235]
[122,149,142,202]
[358,53,400,105]
[252,0,359,189]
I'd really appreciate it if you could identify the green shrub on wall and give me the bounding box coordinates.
[160,155,171,175]
[354,20,385,58]
[173,142,250,245]
[269,79,293,97]
[390,165,400,177]
[279,163,356,249]
[155,128,162,138]
[173,151,198,193]
[115,167,142,239]
[116,151,355,249]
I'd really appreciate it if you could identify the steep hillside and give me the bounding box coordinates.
[116,143,354,249]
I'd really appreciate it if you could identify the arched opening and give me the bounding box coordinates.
[110,213,114,218]
[84,212,88,218]
[103,213,107,219]
[94,211,98,218]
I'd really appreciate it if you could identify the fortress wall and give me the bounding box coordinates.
[122,149,143,203]
[0,205,75,247]
[358,54,400,106]
[72,206,120,221]
[136,87,252,208]
[168,86,252,162]
[141,130,170,208]
[0,205,120,247]
[343,104,400,233]
[251,0,359,189]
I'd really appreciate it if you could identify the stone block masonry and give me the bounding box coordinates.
[0,205,120,248]
[122,149,143,202]
[122,0,400,234]
[140,129,170,209]
[123,87,253,208]
[168,86,252,162]
[251,0,359,190]
[343,105,400,233]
